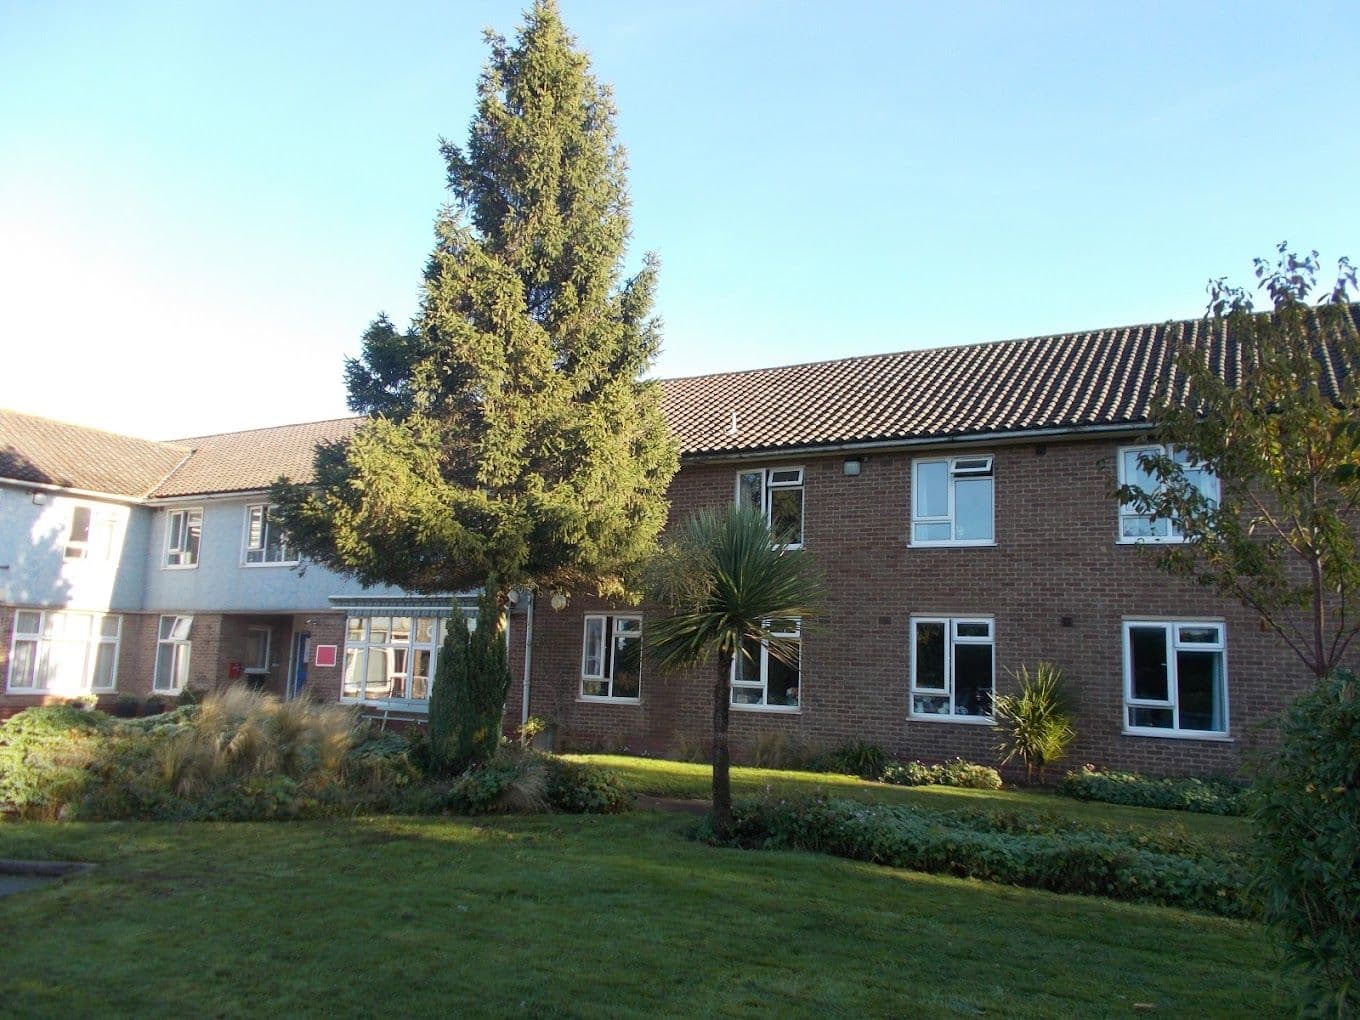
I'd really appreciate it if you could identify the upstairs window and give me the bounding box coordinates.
[731,619,801,711]
[737,467,804,548]
[912,456,994,545]
[1117,445,1219,543]
[1124,621,1228,736]
[243,504,295,564]
[580,615,642,701]
[165,508,202,567]
[65,505,118,560]
[910,617,994,721]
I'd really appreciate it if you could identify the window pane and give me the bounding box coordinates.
[1129,626,1170,702]
[343,649,365,697]
[953,476,993,541]
[914,693,950,716]
[915,461,949,519]
[369,617,391,643]
[767,650,799,707]
[100,616,120,638]
[184,511,201,564]
[734,637,761,684]
[738,472,763,513]
[1123,449,1159,493]
[411,650,432,700]
[768,469,801,485]
[9,640,36,687]
[347,616,365,641]
[391,618,412,643]
[913,621,947,692]
[953,643,993,717]
[16,611,40,634]
[731,685,764,705]
[155,643,177,692]
[614,617,642,635]
[582,618,605,677]
[169,616,192,641]
[247,506,265,549]
[914,522,951,543]
[1129,706,1174,729]
[92,642,117,688]
[769,487,803,545]
[613,635,641,699]
[955,621,991,639]
[245,631,269,670]
[415,618,437,644]
[364,648,388,699]
[1176,625,1221,646]
[582,678,608,697]
[1177,649,1226,732]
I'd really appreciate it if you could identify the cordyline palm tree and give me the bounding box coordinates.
[646,505,823,838]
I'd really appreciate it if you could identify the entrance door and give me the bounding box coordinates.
[290,632,310,699]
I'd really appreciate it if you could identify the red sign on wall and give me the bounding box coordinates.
[314,644,338,669]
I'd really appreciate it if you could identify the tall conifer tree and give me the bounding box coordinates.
[275,1,677,609]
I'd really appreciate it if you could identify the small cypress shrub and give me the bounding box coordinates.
[428,591,511,775]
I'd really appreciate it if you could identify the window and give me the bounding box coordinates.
[242,504,294,564]
[1117,445,1218,542]
[164,508,202,567]
[737,467,804,547]
[343,615,460,707]
[912,456,994,545]
[64,505,118,560]
[1123,621,1228,737]
[8,610,121,694]
[154,615,193,693]
[910,617,994,721]
[580,615,642,701]
[731,619,800,710]
[244,627,271,677]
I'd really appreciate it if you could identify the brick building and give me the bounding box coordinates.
[1,313,1348,774]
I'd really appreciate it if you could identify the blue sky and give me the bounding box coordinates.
[2,1,1356,439]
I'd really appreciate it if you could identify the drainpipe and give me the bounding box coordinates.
[520,590,534,727]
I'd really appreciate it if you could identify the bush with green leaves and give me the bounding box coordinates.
[428,595,512,775]
[993,662,1074,782]
[1252,671,1360,1017]
[0,705,111,819]
[719,794,1247,917]
[880,758,1003,790]
[543,756,632,814]
[1061,765,1248,816]
[806,740,890,779]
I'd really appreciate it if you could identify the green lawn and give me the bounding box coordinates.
[0,810,1279,1017]
[574,754,1252,846]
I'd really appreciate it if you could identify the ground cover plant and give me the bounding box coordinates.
[880,758,1003,790]
[1061,765,1248,816]
[0,811,1282,1017]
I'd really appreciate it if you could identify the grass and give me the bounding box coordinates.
[0,811,1280,1018]
[574,754,1253,846]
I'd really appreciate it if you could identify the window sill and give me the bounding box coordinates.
[1116,535,1189,546]
[240,561,301,569]
[577,695,642,706]
[909,713,995,726]
[339,697,430,713]
[731,703,801,714]
[909,540,996,549]
[161,564,200,571]
[1122,727,1232,742]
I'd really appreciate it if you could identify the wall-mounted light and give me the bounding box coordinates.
[843,457,862,477]
[550,592,568,612]
[30,491,47,505]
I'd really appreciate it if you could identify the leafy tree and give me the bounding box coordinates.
[272,2,677,767]
[1116,244,1360,678]
[647,506,823,838]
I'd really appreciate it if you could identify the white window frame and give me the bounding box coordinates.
[909,616,995,723]
[341,614,458,711]
[730,618,801,713]
[910,455,995,547]
[1122,619,1230,739]
[735,466,805,549]
[579,614,643,703]
[1116,444,1220,544]
[164,507,203,568]
[243,626,271,677]
[7,610,121,695]
[64,504,118,561]
[154,615,193,694]
[241,503,297,566]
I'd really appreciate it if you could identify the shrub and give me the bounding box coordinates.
[1061,765,1248,816]
[110,696,141,719]
[1253,671,1360,1017]
[993,662,1075,782]
[806,740,889,779]
[448,750,549,815]
[720,794,1247,917]
[543,756,631,814]
[750,731,809,770]
[672,732,707,763]
[881,758,1003,790]
[519,715,551,748]
[428,594,511,775]
[0,706,112,818]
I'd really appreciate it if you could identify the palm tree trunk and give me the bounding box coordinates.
[712,648,733,839]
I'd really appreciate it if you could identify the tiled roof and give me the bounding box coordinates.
[0,408,189,498]
[153,417,364,497]
[660,317,1248,455]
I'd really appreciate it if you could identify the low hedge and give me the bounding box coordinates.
[1061,766,1248,816]
[880,758,1003,790]
[719,794,1248,917]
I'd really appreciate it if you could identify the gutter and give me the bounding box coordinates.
[2,478,147,507]
[520,590,534,727]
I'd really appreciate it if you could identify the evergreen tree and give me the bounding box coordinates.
[428,592,511,774]
[274,0,677,610]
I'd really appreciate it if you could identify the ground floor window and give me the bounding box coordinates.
[343,615,456,708]
[8,610,121,695]
[910,617,994,721]
[154,615,193,693]
[1123,620,1227,736]
[731,619,800,710]
[580,615,642,701]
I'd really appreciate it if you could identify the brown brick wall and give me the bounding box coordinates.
[528,436,1336,776]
